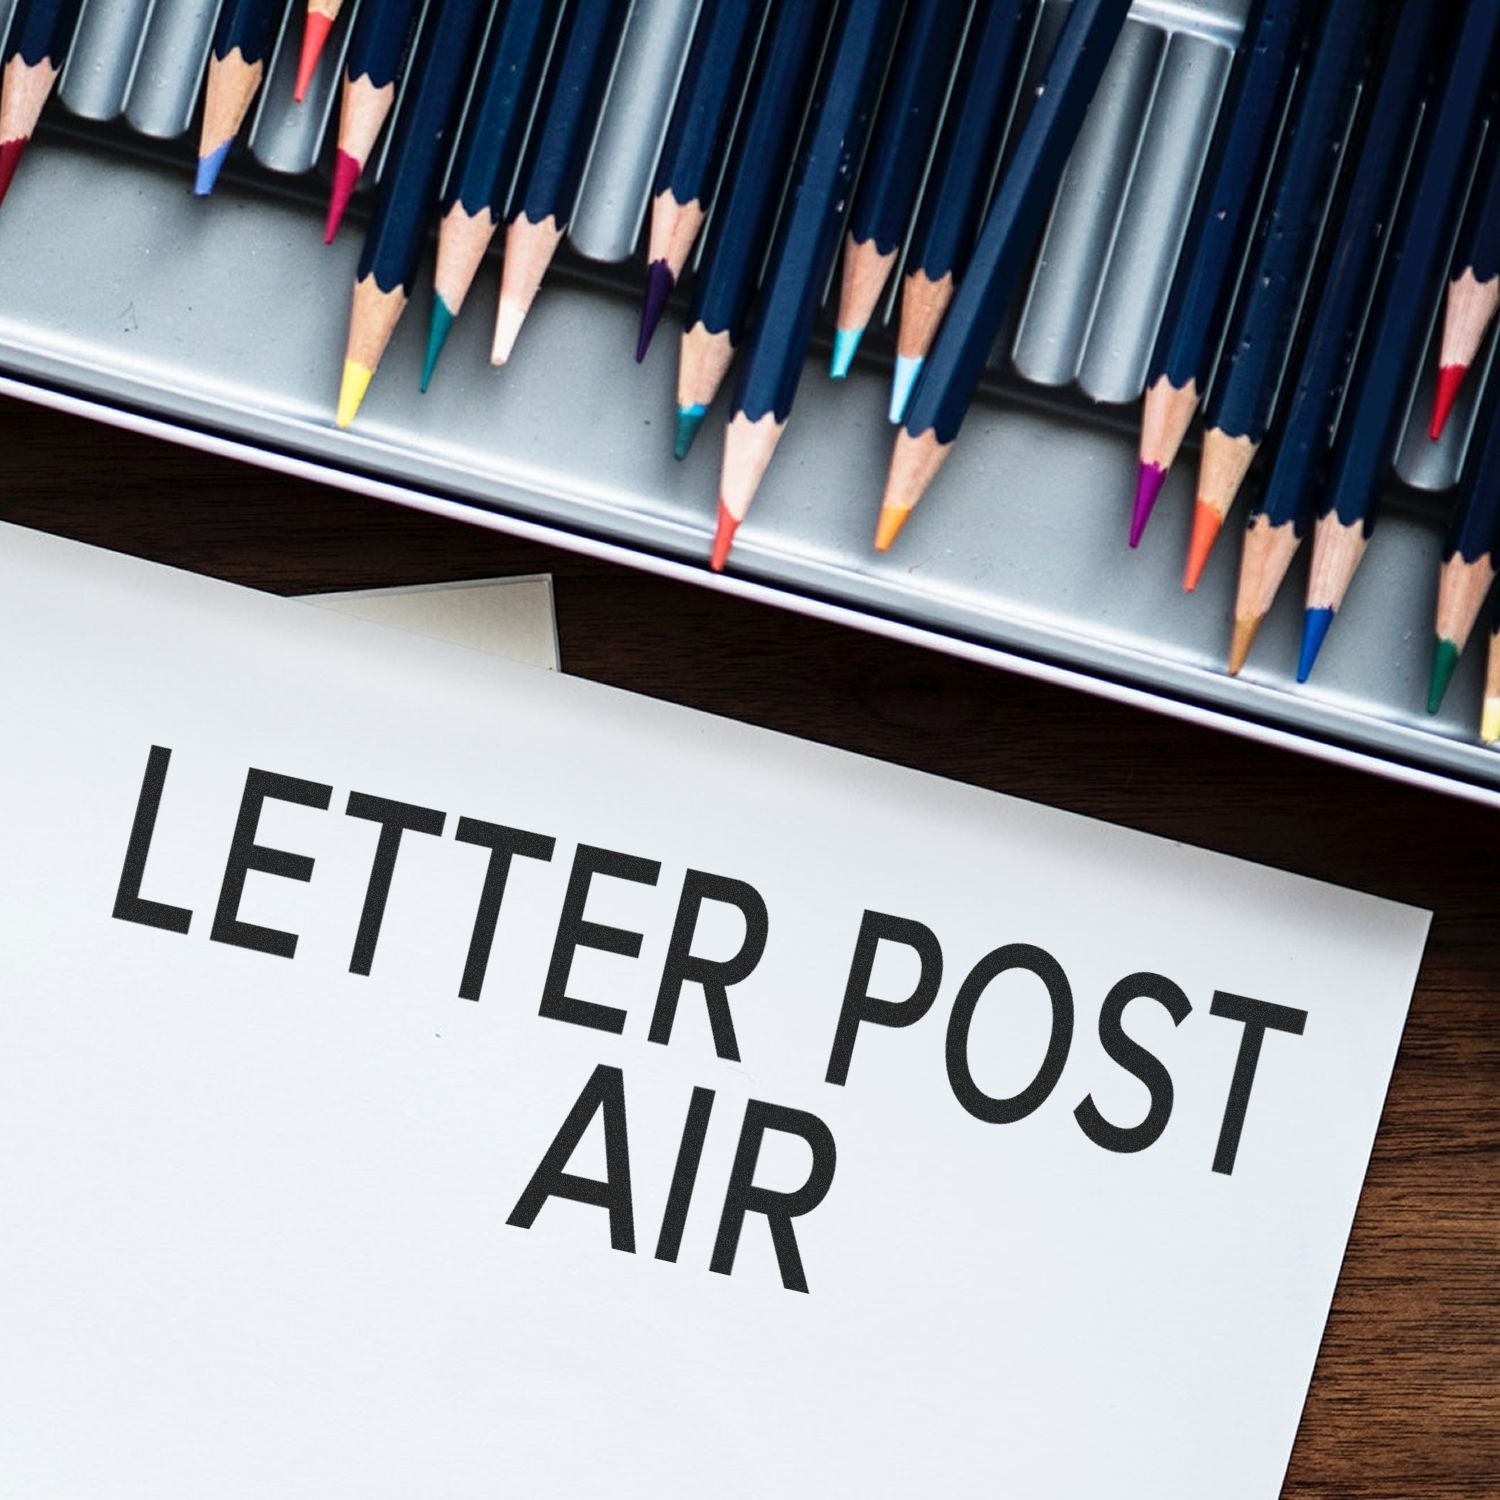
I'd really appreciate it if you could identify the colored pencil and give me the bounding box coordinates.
[336,0,490,429]
[1427,374,1500,712]
[1129,0,1307,547]
[1483,614,1500,742]
[1431,127,1500,440]
[420,0,557,389]
[1299,0,1500,683]
[673,1,828,460]
[1230,0,1442,675]
[195,0,286,197]
[294,0,345,103]
[712,0,903,571]
[890,0,1032,425]
[493,0,630,366]
[637,0,761,363]
[325,0,420,241]
[876,0,1132,553]
[0,0,83,210]
[830,0,967,384]
[1185,0,1374,592]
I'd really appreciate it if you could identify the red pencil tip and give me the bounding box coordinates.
[294,12,335,102]
[1430,364,1467,441]
[0,136,30,211]
[324,151,361,243]
[710,505,739,572]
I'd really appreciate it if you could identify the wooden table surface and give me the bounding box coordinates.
[4,395,1496,1496]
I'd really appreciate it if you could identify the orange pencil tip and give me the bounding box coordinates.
[1429,364,1467,441]
[1182,501,1223,592]
[294,12,335,102]
[709,505,739,572]
[874,501,910,553]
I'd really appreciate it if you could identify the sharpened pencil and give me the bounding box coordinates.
[1432,127,1500,439]
[830,0,966,382]
[294,0,344,102]
[195,0,285,197]
[1230,0,1441,675]
[1427,370,1500,712]
[713,0,903,571]
[877,0,1132,553]
[421,0,557,389]
[672,0,828,459]
[1300,0,1500,683]
[890,0,1032,424]
[1130,0,1308,547]
[336,0,489,429]
[0,0,83,211]
[493,0,629,366]
[1186,0,1373,591]
[326,0,420,240]
[637,0,761,363]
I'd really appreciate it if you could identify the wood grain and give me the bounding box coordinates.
[2,394,1495,1496]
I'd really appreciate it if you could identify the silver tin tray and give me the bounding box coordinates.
[3,0,1497,801]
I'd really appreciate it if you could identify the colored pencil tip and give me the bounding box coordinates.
[889,356,923,424]
[0,136,29,209]
[1129,462,1166,548]
[1182,501,1223,591]
[1427,637,1461,715]
[830,325,864,380]
[421,296,456,392]
[325,151,361,243]
[193,140,233,197]
[1482,699,1500,745]
[1297,607,1335,684]
[491,301,525,365]
[1227,616,1262,677]
[874,500,911,553]
[336,360,374,429]
[710,504,739,572]
[294,12,334,101]
[636,261,674,363]
[673,404,707,460]
[1429,364,1467,441]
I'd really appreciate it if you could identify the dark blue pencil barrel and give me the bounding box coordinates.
[345,0,418,86]
[2,0,84,66]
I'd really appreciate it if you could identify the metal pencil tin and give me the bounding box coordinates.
[4,0,1499,806]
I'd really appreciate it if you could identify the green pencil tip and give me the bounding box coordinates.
[1428,637,1461,715]
[673,404,707,460]
[421,297,456,392]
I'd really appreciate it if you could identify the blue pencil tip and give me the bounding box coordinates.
[673,404,707,460]
[194,140,232,197]
[889,355,924,424]
[1297,607,1335,684]
[421,296,456,392]
[830,326,864,380]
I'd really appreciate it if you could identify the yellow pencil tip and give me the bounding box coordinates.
[336,360,374,428]
[1482,700,1500,746]
[874,500,911,553]
[1227,616,1261,677]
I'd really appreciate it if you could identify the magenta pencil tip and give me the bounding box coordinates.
[1129,461,1166,548]
[636,260,675,363]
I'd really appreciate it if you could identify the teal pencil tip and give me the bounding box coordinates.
[1297,607,1335,684]
[889,355,923,424]
[1427,637,1461,714]
[194,140,232,197]
[830,326,864,380]
[673,404,707,460]
[421,296,456,392]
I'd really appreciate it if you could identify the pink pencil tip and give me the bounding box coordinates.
[1129,461,1166,548]
[1430,364,1467,441]
[324,150,361,243]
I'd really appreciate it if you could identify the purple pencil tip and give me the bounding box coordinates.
[636,260,675,364]
[1128,461,1167,548]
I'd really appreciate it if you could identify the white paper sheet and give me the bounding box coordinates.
[0,524,1429,1499]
